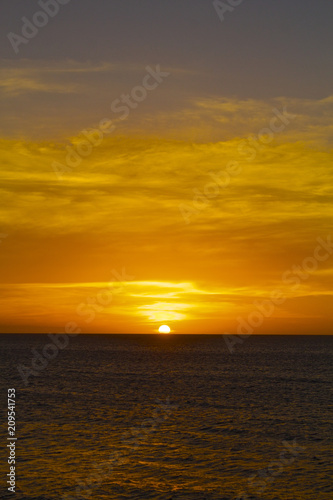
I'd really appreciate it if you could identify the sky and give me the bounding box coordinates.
[0,0,332,333]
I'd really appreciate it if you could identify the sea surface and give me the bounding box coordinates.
[0,334,332,500]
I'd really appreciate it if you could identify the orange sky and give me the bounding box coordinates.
[0,4,332,333]
[0,90,332,333]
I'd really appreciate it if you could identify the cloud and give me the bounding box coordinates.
[1,58,332,144]
[0,76,77,96]
[0,87,332,332]
[0,59,180,97]
[135,94,333,145]
[0,60,107,95]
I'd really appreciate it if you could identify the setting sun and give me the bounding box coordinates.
[158,325,171,334]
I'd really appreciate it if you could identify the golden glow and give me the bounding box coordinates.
[0,89,332,333]
[158,325,171,334]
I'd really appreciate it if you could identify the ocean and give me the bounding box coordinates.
[1,334,332,499]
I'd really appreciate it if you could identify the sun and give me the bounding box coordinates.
[158,325,171,334]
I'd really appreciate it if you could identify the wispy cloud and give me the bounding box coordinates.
[0,76,78,95]
[0,134,332,333]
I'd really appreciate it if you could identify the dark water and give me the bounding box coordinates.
[1,334,332,500]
